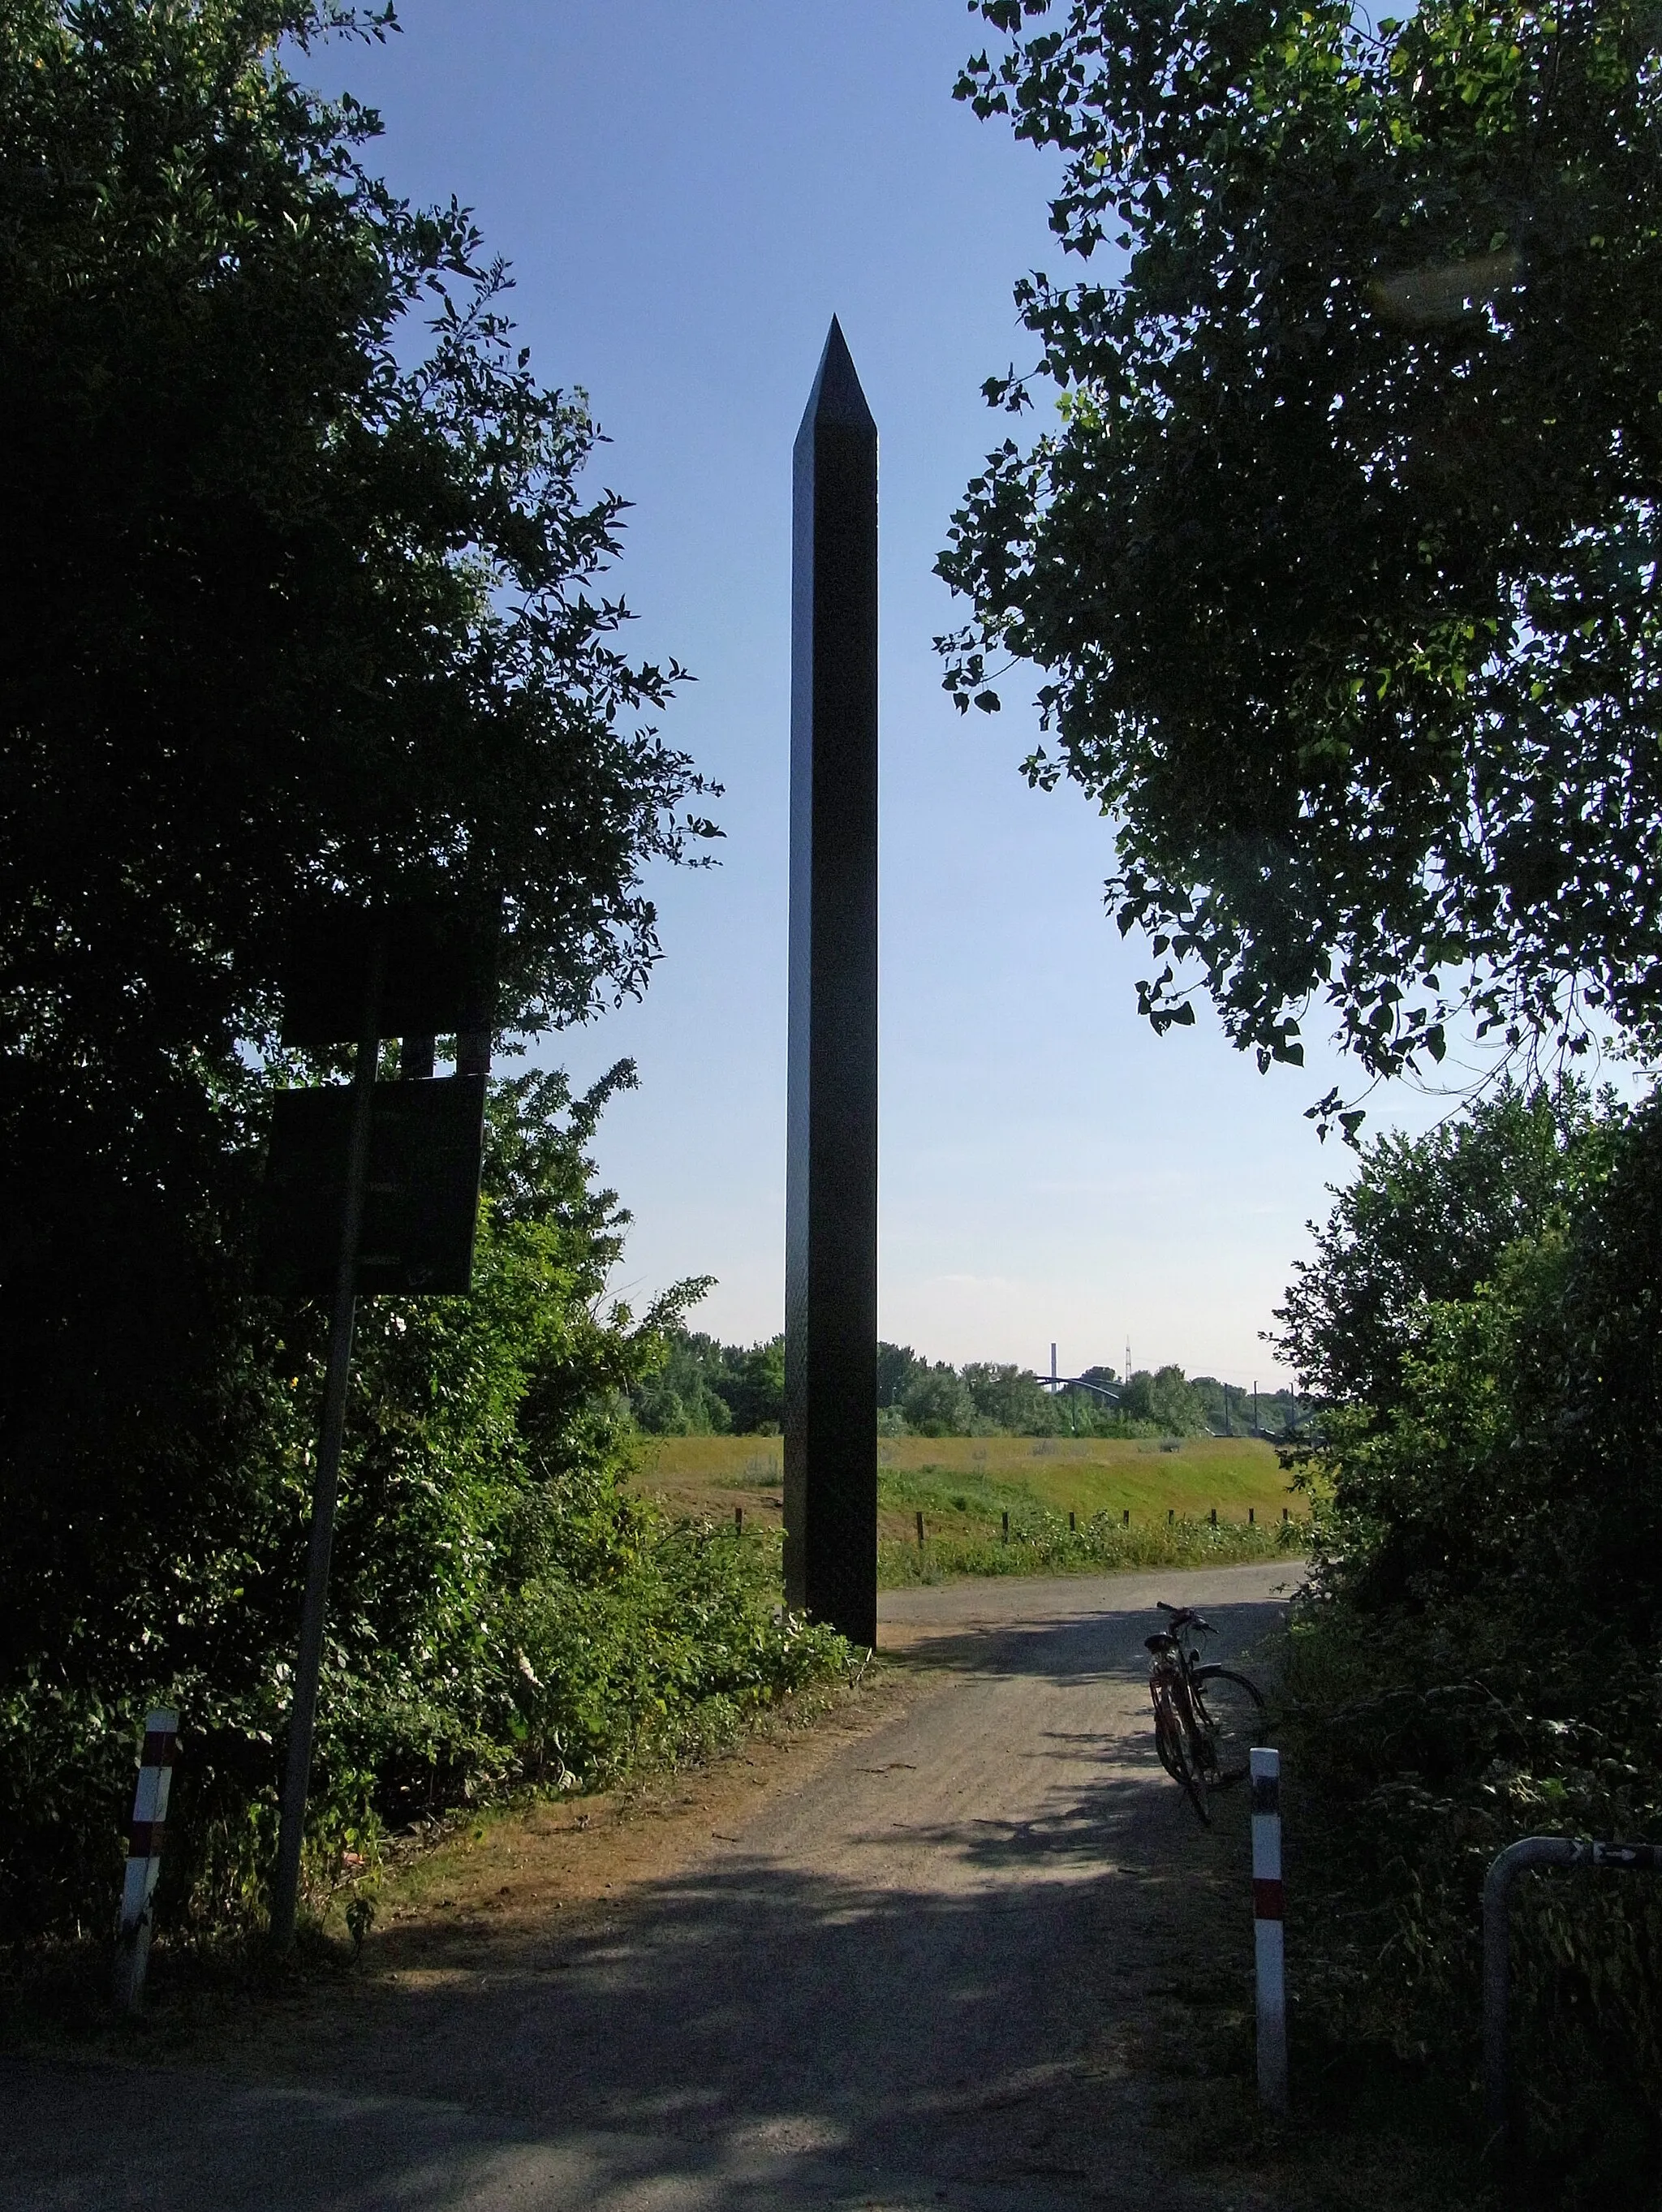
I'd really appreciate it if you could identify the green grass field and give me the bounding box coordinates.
[631,1431,1310,1586]
[633,1430,1305,1519]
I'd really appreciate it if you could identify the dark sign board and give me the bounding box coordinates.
[280,900,501,1051]
[260,1075,488,1298]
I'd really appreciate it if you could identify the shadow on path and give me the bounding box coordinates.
[9,1575,1287,2212]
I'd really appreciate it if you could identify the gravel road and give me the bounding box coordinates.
[8,1561,1296,2212]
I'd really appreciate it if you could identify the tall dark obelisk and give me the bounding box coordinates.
[784,319,878,1649]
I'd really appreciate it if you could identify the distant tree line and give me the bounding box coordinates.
[631,1332,1311,1439]
[631,1332,786,1435]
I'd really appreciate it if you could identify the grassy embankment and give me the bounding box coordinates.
[632,1433,1308,1586]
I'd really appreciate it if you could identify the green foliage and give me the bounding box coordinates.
[960,1360,1061,1432]
[1275,1078,1608,1416]
[1189,1374,1310,1436]
[0,0,714,1709]
[4,0,710,1067]
[628,1329,785,1436]
[1278,1085,1662,2190]
[870,1346,1247,1440]
[885,1336,1168,1442]
[876,1341,924,1410]
[0,1071,849,1949]
[901,1360,979,1437]
[719,1336,786,1435]
[942,0,1662,1100]
[1118,1363,1209,1435]
[0,5,788,1958]
[875,1353,1303,1446]
[631,1333,733,1434]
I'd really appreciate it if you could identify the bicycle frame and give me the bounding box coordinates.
[1147,1624,1209,1733]
[1147,1607,1263,1819]
[1147,1627,1213,1818]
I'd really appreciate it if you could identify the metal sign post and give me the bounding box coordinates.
[784,320,879,1649]
[268,926,385,1950]
[264,895,499,1950]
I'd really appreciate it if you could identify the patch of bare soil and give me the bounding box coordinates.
[354,1669,920,1979]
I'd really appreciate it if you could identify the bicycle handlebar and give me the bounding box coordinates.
[1156,1602,1212,1633]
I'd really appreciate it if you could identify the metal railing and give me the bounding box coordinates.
[1483,1833,1662,2159]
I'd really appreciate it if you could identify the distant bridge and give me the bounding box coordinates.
[1037,1345,1121,1405]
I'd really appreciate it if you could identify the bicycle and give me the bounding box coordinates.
[1146,1599,1264,1827]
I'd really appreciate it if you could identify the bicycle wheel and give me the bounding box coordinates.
[1152,1687,1211,1826]
[1192,1665,1264,1788]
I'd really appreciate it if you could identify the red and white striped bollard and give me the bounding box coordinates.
[113,1707,178,2011]
[1251,1744,1289,2113]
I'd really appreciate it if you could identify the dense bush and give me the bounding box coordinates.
[0,1069,848,1950]
[1276,1082,1662,2197]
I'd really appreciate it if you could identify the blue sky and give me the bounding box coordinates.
[328,0,1456,1385]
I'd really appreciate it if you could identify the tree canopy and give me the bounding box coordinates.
[1272,1076,1607,1411]
[1118,1362,1209,1434]
[940,0,1662,1112]
[2,0,712,1199]
[0,0,717,1494]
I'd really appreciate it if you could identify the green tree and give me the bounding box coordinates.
[628,1330,785,1435]
[1277,1091,1661,2173]
[1189,1375,1306,1435]
[712,1335,785,1435]
[1119,1365,1208,1435]
[1272,1079,1606,1415]
[2,1066,850,1946]
[876,1341,926,1411]
[941,0,1662,1110]
[902,1362,977,1437]
[0,3,763,1944]
[631,1331,731,1435]
[960,1361,1054,1432]
[0,0,713,1513]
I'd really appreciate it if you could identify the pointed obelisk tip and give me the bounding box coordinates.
[800,315,876,438]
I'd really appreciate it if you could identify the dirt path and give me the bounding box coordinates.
[9,1563,1297,2211]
